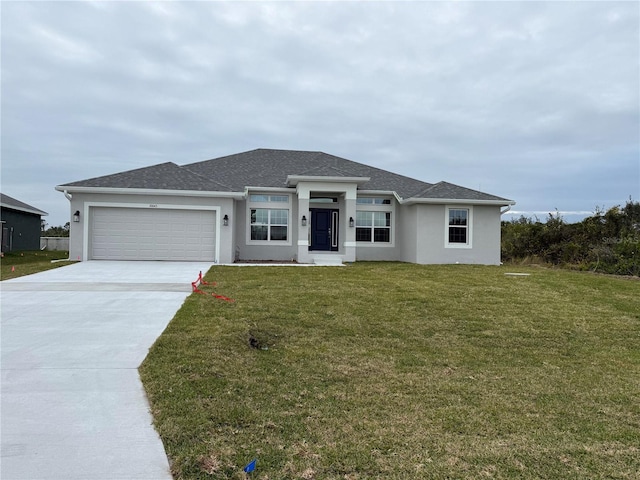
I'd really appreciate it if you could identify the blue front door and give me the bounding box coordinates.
[310,209,338,251]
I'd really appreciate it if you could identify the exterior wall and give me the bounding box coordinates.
[354,243,402,261]
[0,208,42,252]
[63,190,505,265]
[397,204,418,263]
[472,205,502,264]
[66,192,234,262]
[413,204,502,265]
[353,201,402,262]
[234,197,299,261]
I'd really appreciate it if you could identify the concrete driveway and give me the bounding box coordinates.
[1,261,214,480]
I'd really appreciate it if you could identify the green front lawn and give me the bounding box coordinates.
[140,264,640,479]
[0,250,74,280]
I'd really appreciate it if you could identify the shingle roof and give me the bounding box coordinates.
[183,149,433,198]
[60,162,234,192]
[1,193,48,216]
[413,181,511,202]
[58,149,513,203]
[296,163,363,178]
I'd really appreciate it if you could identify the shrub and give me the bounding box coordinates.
[502,199,640,276]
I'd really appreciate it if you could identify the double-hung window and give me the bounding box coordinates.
[356,212,391,242]
[446,207,472,247]
[355,197,393,244]
[249,194,289,242]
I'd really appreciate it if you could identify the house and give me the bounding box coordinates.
[1,193,48,253]
[55,148,514,265]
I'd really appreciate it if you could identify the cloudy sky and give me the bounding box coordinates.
[2,1,638,227]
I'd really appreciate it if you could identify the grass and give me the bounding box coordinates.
[0,250,75,280]
[139,263,640,479]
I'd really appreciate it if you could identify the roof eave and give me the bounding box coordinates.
[356,190,405,203]
[357,189,397,195]
[0,203,48,216]
[400,197,516,206]
[245,186,294,193]
[55,185,245,199]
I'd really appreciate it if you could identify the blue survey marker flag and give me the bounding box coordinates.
[243,458,257,473]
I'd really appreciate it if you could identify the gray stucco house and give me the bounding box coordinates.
[56,148,514,265]
[1,193,48,253]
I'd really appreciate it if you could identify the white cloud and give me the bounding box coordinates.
[30,24,101,63]
[1,1,638,226]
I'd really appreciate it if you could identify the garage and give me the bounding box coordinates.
[90,207,216,261]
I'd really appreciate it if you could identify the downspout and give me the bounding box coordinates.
[52,189,76,262]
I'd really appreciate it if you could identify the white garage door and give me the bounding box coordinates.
[91,207,216,261]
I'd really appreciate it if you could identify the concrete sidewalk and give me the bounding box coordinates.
[1,261,214,480]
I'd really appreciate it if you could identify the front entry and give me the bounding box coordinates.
[310,208,339,251]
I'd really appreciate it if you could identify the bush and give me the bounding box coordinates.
[502,199,640,276]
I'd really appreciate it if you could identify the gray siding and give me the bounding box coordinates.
[1,208,43,252]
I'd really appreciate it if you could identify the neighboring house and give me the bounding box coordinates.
[55,148,515,265]
[1,193,48,253]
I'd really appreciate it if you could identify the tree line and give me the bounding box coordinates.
[502,199,640,276]
[41,221,70,237]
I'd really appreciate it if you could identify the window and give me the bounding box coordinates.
[446,208,471,247]
[356,198,394,245]
[251,208,288,241]
[356,211,391,243]
[248,194,290,243]
[250,194,288,203]
[356,197,391,205]
[310,197,337,204]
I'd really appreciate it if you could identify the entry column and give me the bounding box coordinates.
[296,189,311,263]
[343,189,357,262]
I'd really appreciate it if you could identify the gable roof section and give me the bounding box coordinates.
[1,193,48,216]
[59,162,234,192]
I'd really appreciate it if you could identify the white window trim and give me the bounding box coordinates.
[355,198,395,247]
[246,193,292,246]
[445,205,473,249]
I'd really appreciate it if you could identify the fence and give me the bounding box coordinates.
[40,237,70,251]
